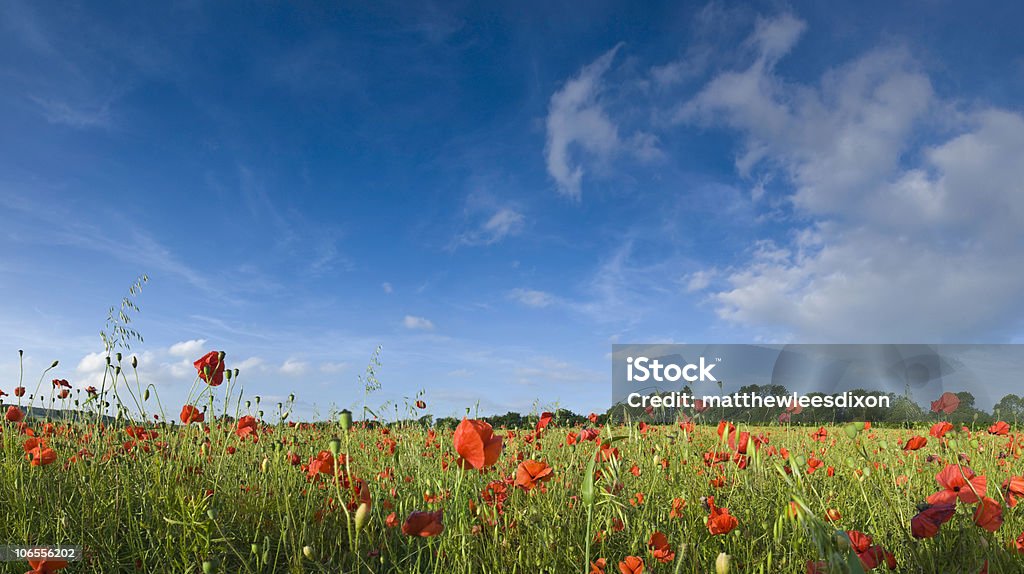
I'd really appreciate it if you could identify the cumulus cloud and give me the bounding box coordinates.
[403,315,435,331]
[279,359,309,376]
[679,14,1024,341]
[235,356,266,372]
[168,339,207,358]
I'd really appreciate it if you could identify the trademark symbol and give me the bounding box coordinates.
[715,357,722,362]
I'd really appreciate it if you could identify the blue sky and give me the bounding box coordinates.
[2,1,1023,419]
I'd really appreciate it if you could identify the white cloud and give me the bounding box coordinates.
[76,351,107,373]
[320,361,348,374]
[545,44,624,200]
[508,288,556,308]
[684,269,716,293]
[679,15,1024,341]
[235,356,266,372]
[455,206,525,247]
[403,315,435,331]
[381,282,393,294]
[279,359,309,376]
[168,339,207,358]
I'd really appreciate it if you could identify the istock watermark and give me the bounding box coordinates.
[611,343,1024,422]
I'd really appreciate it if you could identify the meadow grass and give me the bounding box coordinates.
[2,396,1022,573]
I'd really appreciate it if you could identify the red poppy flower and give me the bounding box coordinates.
[1003,476,1024,507]
[927,464,986,505]
[401,510,444,537]
[51,379,71,389]
[588,412,599,424]
[1015,532,1024,554]
[669,497,686,518]
[647,531,675,563]
[973,497,1003,532]
[193,351,226,386]
[910,503,955,538]
[453,418,503,470]
[590,558,607,574]
[14,386,26,397]
[847,531,896,570]
[987,421,1010,436]
[6,405,25,423]
[930,392,960,414]
[929,422,953,439]
[536,411,554,433]
[180,405,205,424]
[235,415,259,441]
[811,427,828,442]
[85,386,98,396]
[515,459,553,491]
[618,556,644,574]
[706,496,738,535]
[27,443,57,467]
[903,436,927,451]
[57,390,69,399]
[26,557,69,573]
[415,400,426,409]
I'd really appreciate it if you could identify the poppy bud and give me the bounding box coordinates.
[339,410,353,431]
[207,508,217,520]
[18,349,23,356]
[251,543,260,555]
[50,360,59,368]
[261,457,270,473]
[202,560,215,574]
[715,552,731,574]
[329,438,342,457]
[255,395,261,404]
[115,366,121,376]
[107,356,111,365]
[246,401,251,409]
[302,546,316,560]
[289,394,295,402]
[355,502,370,532]
[132,355,138,368]
[144,388,150,401]
[116,352,122,363]
[225,369,233,381]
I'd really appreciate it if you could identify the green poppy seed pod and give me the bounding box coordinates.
[144,388,150,401]
[251,543,260,555]
[50,360,59,368]
[115,366,121,376]
[218,351,226,362]
[339,409,353,431]
[225,369,232,381]
[261,457,270,473]
[19,349,23,356]
[355,502,370,532]
[202,560,215,574]
[715,552,731,574]
[132,355,138,368]
[116,352,122,363]
[329,437,342,457]
[233,369,239,379]
[289,394,295,402]
[255,395,261,404]
[302,546,315,560]
[948,439,959,451]
[258,410,264,418]
[106,356,111,365]
[245,401,251,409]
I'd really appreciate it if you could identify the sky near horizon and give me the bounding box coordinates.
[2,1,1023,419]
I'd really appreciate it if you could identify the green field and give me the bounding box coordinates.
[2,386,1023,573]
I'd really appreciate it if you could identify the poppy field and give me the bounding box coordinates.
[2,353,1024,573]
